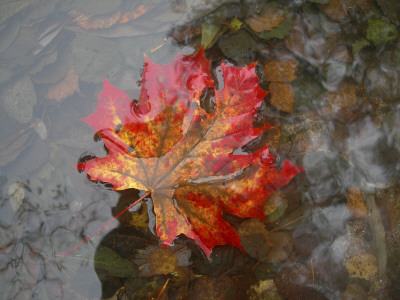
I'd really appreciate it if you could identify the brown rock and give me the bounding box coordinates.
[269,82,295,113]
[320,0,349,21]
[264,58,298,83]
[246,5,285,32]
[274,265,327,300]
[346,187,368,219]
[327,80,357,108]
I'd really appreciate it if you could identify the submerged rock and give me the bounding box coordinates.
[2,75,36,123]
[75,0,122,15]
[376,0,400,26]
[365,67,400,100]
[364,43,400,101]
[72,33,121,84]
[219,29,259,65]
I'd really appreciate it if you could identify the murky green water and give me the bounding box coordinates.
[1,0,399,299]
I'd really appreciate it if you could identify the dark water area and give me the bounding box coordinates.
[0,0,400,299]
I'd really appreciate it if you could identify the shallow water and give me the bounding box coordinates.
[0,0,399,299]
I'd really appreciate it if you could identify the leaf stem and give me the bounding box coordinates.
[62,191,151,257]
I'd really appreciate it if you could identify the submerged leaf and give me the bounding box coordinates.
[126,202,149,228]
[134,245,190,277]
[238,219,292,263]
[137,247,179,276]
[230,17,243,31]
[78,48,303,258]
[201,23,221,49]
[94,245,138,278]
[264,191,288,222]
[254,18,292,40]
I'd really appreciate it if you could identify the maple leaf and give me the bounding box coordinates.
[77,48,303,258]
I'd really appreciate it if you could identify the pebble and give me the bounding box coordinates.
[2,76,37,123]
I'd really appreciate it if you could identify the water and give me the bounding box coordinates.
[0,0,399,299]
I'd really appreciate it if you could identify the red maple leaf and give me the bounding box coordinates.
[77,48,303,258]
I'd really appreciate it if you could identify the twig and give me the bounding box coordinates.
[365,191,387,281]
[151,38,167,53]
[62,191,151,256]
[0,123,35,147]
[252,260,260,271]
[310,258,314,287]
[156,278,170,300]
[270,215,304,232]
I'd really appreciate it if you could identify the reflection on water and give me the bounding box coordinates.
[0,0,400,299]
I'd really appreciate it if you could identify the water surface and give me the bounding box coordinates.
[0,0,399,299]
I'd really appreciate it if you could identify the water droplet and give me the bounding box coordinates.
[132,100,150,115]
